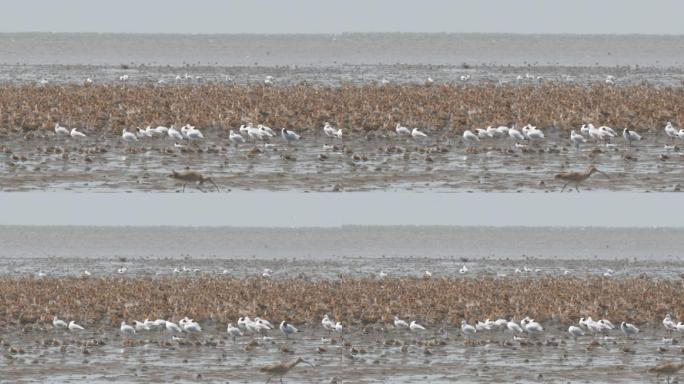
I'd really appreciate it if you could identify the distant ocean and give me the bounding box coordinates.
[1,33,683,86]
[1,32,683,67]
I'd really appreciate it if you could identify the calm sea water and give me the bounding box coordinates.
[1,32,683,67]
[1,33,683,86]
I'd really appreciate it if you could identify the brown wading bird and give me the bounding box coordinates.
[648,361,684,384]
[260,357,314,383]
[169,170,219,192]
[554,166,607,192]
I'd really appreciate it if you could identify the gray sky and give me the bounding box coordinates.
[1,0,683,34]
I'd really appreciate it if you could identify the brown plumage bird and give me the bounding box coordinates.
[648,361,684,383]
[260,357,313,383]
[169,170,220,192]
[554,166,607,192]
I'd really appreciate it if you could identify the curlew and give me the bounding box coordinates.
[649,361,684,384]
[169,170,219,192]
[554,166,607,192]
[260,357,313,383]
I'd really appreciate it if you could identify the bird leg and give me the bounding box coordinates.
[575,184,580,193]
[182,183,186,192]
[195,181,207,193]
[205,177,220,192]
[560,183,568,192]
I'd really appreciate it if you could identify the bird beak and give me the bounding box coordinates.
[597,170,609,178]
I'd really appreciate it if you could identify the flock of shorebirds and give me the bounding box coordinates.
[46,312,684,382]
[49,118,684,192]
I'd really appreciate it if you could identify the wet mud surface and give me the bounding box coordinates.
[1,128,683,192]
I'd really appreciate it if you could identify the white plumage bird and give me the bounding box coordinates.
[461,320,476,336]
[53,316,68,329]
[122,128,138,143]
[620,322,639,337]
[508,127,525,141]
[507,320,524,333]
[168,126,183,140]
[120,321,136,335]
[229,130,245,147]
[279,321,298,339]
[568,325,584,339]
[411,128,428,139]
[463,130,480,144]
[70,128,86,138]
[409,320,425,332]
[622,128,642,145]
[394,316,409,329]
[68,321,85,331]
[281,128,301,143]
[570,130,586,149]
[227,323,243,341]
[165,321,183,333]
[395,123,411,136]
[54,123,69,136]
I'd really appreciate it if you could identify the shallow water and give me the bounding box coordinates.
[1,224,684,279]
[2,33,684,87]
[1,129,683,192]
[0,321,679,383]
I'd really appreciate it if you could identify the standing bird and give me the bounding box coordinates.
[570,130,587,150]
[168,126,184,140]
[395,123,411,137]
[648,361,684,384]
[554,166,607,192]
[476,128,491,140]
[279,321,298,339]
[322,314,335,333]
[186,126,204,140]
[323,122,342,141]
[568,325,584,340]
[169,170,219,192]
[508,126,525,142]
[522,317,544,334]
[394,316,409,330]
[665,122,679,143]
[622,128,642,146]
[54,123,69,136]
[620,322,639,338]
[120,321,136,336]
[260,357,314,384]
[664,314,677,335]
[227,323,243,342]
[524,126,545,141]
[229,130,246,148]
[53,316,68,329]
[165,320,183,333]
[122,127,138,143]
[281,128,301,144]
[463,130,480,147]
[461,320,477,337]
[507,320,524,334]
